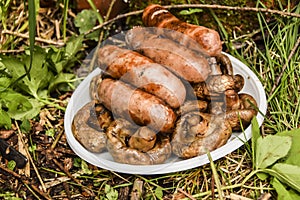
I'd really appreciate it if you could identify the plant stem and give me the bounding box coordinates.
[38,98,66,111]
[63,0,69,42]
[86,0,104,24]
[207,152,224,200]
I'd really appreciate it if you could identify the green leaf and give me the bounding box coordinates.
[74,10,99,41]
[22,47,52,98]
[277,129,300,166]
[20,119,31,133]
[46,129,55,138]
[272,177,300,200]
[155,186,163,199]
[0,90,42,120]
[256,135,292,169]
[271,163,300,193]
[81,160,92,175]
[28,143,37,153]
[73,157,81,167]
[0,77,11,91]
[0,56,28,85]
[7,160,16,170]
[251,117,260,169]
[65,35,84,59]
[48,73,75,92]
[1,48,52,98]
[0,109,11,129]
[104,185,118,200]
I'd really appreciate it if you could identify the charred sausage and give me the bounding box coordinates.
[142,4,222,56]
[97,78,177,133]
[97,45,186,108]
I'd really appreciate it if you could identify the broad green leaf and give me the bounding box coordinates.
[46,46,65,73]
[74,10,97,34]
[1,48,52,98]
[256,135,292,169]
[256,172,269,181]
[1,57,30,94]
[0,77,11,91]
[0,91,42,120]
[271,163,300,193]
[65,35,84,59]
[0,56,28,82]
[48,73,75,92]
[277,129,300,166]
[22,47,51,98]
[251,117,260,169]
[74,10,99,41]
[45,36,83,73]
[0,109,12,129]
[272,177,300,200]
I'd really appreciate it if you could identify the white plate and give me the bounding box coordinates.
[64,53,267,175]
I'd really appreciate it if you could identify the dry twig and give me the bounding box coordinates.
[1,30,65,46]
[178,188,197,200]
[88,4,300,35]
[15,121,47,193]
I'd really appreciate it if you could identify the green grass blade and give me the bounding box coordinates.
[63,0,69,42]
[28,0,36,80]
[86,0,103,24]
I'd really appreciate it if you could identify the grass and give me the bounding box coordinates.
[0,0,300,199]
[230,3,300,133]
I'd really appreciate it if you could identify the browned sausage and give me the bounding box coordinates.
[97,45,186,108]
[97,78,177,133]
[126,27,211,83]
[142,4,222,56]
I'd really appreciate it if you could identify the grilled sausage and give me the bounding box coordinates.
[126,27,211,83]
[97,78,177,133]
[142,4,222,56]
[97,45,186,108]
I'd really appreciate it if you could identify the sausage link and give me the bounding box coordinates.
[97,78,177,133]
[97,45,186,108]
[126,27,211,83]
[142,4,222,56]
